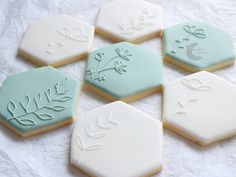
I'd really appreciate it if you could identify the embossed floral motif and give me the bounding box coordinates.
[76,113,118,151]
[119,8,156,35]
[7,78,72,126]
[86,48,132,82]
[170,25,206,58]
[46,27,89,54]
[176,78,211,114]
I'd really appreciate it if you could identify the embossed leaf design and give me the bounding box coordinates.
[72,34,88,42]
[119,8,156,36]
[198,86,211,91]
[20,95,30,111]
[34,113,53,121]
[8,101,16,117]
[58,27,72,38]
[86,123,106,138]
[183,25,206,39]
[183,25,192,33]
[76,114,118,152]
[55,96,72,102]
[47,105,66,111]
[34,92,42,108]
[76,135,102,151]
[18,119,36,126]
[7,78,72,127]
[45,88,52,101]
[182,78,211,91]
[76,135,83,149]
[193,29,206,38]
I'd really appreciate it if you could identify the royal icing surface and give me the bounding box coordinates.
[0,66,80,134]
[96,0,163,42]
[163,21,235,70]
[71,101,163,177]
[85,42,163,99]
[163,71,236,145]
[18,15,94,66]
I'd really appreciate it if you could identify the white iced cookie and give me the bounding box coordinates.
[18,15,94,67]
[71,101,163,177]
[96,0,163,43]
[163,71,236,145]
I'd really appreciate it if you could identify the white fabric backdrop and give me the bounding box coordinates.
[0,0,236,177]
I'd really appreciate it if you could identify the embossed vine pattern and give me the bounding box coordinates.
[76,113,118,151]
[46,27,89,54]
[175,78,211,115]
[86,48,132,82]
[119,8,156,35]
[170,25,206,56]
[7,78,72,126]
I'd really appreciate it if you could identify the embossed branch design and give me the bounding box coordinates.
[175,78,211,115]
[7,78,72,126]
[46,27,89,54]
[76,113,118,151]
[170,25,206,55]
[119,8,156,35]
[86,48,132,82]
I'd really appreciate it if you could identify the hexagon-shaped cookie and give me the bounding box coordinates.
[163,21,235,72]
[163,71,236,145]
[18,15,94,67]
[96,0,163,43]
[0,66,81,137]
[71,101,163,177]
[84,42,163,103]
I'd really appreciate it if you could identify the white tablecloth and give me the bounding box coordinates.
[0,0,236,177]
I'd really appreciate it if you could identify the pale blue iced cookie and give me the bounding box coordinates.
[163,21,235,72]
[0,66,81,137]
[85,42,163,102]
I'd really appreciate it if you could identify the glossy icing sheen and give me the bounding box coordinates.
[163,71,236,145]
[85,42,163,99]
[163,21,235,69]
[0,67,80,133]
[96,0,163,42]
[71,101,163,177]
[19,15,94,66]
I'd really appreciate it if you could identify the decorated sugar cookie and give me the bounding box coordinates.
[163,71,236,145]
[71,101,163,177]
[18,15,94,67]
[0,67,81,137]
[163,21,235,72]
[96,0,163,43]
[84,42,163,103]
